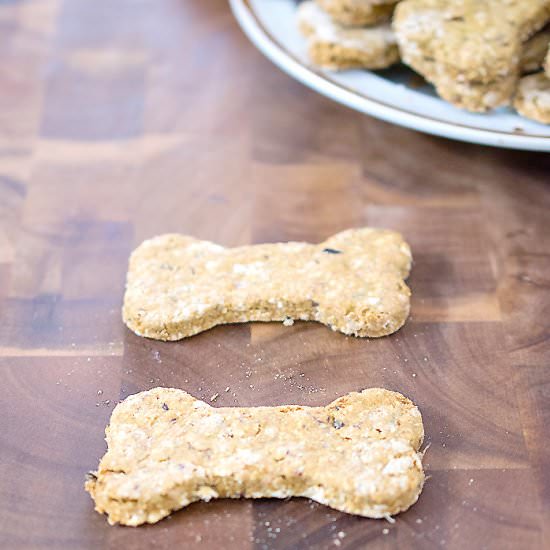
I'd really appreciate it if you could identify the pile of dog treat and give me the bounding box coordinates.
[297,0,550,124]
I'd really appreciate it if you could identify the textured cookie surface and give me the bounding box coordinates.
[123,228,412,341]
[394,0,550,111]
[86,387,425,526]
[298,1,399,70]
[316,0,398,27]
[514,72,550,124]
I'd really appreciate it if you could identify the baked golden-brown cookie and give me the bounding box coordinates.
[298,1,400,70]
[86,387,425,525]
[123,227,412,341]
[394,0,550,111]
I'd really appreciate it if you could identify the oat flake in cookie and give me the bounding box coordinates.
[122,228,412,341]
[86,387,425,525]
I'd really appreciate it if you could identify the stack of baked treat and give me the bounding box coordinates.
[297,0,550,124]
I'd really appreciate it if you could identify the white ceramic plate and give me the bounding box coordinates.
[230,0,550,151]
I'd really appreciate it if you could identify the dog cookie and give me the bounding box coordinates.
[86,387,425,526]
[298,1,400,70]
[123,228,412,341]
[394,0,550,112]
[514,72,550,124]
[316,0,398,27]
[520,27,550,74]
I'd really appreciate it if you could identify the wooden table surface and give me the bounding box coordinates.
[1,1,549,548]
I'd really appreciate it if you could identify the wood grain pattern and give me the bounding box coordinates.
[0,0,549,548]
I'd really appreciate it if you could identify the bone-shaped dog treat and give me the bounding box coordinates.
[86,387,425,525]
[298,1,400,71]
[394,0,550,111]
[123,228,412,341]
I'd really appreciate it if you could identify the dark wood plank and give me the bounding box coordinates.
[0,0,549,548]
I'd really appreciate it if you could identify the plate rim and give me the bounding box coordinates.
[230,0,550,152]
